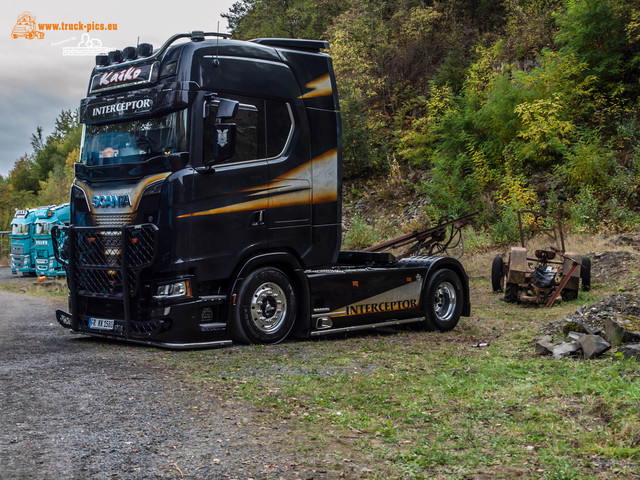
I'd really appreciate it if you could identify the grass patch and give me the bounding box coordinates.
[0,278,68,298]
[164,275,640,479]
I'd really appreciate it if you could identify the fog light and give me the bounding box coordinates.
[155,280,191,299]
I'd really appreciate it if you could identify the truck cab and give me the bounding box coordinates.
[10,209,37,276]
[34,203,70,277]
[54,32,470,348]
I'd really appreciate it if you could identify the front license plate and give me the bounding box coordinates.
[88,317,115,331]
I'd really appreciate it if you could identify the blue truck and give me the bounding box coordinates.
[34,203,70,277]
[10,209,38,276]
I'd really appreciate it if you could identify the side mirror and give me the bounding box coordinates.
[216,99,239,121]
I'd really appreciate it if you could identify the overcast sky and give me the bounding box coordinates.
[1,0,236,177]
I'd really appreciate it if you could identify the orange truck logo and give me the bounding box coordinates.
[11,11,45,39]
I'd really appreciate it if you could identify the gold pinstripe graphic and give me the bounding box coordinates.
[75,172,171,214]
[178,150,338,219]
[327,280,422,318]
[299,74,333,99]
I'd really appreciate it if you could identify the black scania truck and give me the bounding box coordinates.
[53,31,471,348]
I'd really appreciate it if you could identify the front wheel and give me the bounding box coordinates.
[232,267,296,344]
[424,269,463,331]
[504,282,519,303]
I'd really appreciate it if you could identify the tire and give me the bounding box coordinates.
[424,269,463,331]
[562,288,578,301]
[504,282,519,303]
[491,256,505,292]
[232,267,296,344]
[581,257,591,291]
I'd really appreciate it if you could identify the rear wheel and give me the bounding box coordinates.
[424,269,463,331]
[232,267,296,344]
[491,256,505,292]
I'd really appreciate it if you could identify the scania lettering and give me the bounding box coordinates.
[53,31,471,348]
[91,195,132,208]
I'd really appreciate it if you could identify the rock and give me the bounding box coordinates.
[562,321,589,336]
[604,317,640,346]
[545,293,640,342]
[615,344,640,361]
[535,335,555,356]
[577,335,611,359]
[566,331,585,342]
[552,341,580,359]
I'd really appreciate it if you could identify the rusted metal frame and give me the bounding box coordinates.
[545,262,578,307]
[364,212,477,255]
[517,210,565,253]
[543,246,580,307]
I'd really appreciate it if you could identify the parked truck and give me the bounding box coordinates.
[34,203,70,277]
[53,31,471,348]
[10,208,37,276]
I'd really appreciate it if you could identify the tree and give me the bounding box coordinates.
[223,0,348,40]
[8,156,39,194]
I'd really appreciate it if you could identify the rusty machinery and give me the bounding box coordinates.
[491,210,591,306]
[365,213,477,259]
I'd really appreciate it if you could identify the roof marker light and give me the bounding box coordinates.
[95,54,110,66]
[191,31,205,42]
[137,43,153,57]
[108,50,123,63]
[122,46,138,61]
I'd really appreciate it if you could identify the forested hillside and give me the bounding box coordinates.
[2,0,638,244]
[227,0,640,241]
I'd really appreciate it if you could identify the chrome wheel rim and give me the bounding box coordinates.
[250,282,287,333]
[433,281,457,323]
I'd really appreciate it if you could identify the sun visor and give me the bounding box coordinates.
[80,88,196,125]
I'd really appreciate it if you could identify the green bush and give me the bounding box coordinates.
[568,186,601,232]
[343,215,381,250]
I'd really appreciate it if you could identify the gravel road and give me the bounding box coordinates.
[0,276,328,480]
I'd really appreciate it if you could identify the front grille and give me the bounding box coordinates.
[92,213,136,227]
[53,224,157,297]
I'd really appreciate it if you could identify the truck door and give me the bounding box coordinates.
[189,97,270,280]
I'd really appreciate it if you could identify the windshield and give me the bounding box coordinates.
[35,222,52,235]
[11,223,30,235]
[80,110,188,166]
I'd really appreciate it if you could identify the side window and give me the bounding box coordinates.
[266,101,293,158]
[203,96,293,163]
[203,97,264,164]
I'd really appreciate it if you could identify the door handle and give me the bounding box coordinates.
[249,209,266,227]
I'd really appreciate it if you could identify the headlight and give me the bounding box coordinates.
[154,280,191,299]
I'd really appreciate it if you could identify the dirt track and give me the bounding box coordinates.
[0,276,326,480]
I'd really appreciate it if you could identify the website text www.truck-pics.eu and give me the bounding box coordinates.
[38,22,117,32]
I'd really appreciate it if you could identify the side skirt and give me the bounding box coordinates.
[309,317,425,337]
